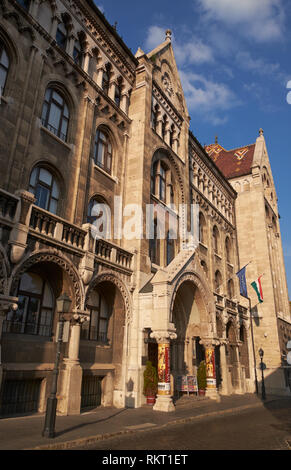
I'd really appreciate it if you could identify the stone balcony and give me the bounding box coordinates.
[0,188,134,276]
[214,292,248,317]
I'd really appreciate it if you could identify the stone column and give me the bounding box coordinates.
[150,330,177,412]
[219,339,229,395]
[201,339,221,401]
[59,311,89,415]
[120,92,129,114]
[108,80,116,101]
[9,190,35,264]
[83,51,92,75]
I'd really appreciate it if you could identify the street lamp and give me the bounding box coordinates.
[42,293,72,438]
[258,348,266,401]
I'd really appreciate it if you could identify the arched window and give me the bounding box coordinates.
[199,212,206,244]
[87,196,111,238]
[0,41,9,95]
[29,166,60,214]
[166,230,175,266]
[94,128,112,174]
[215,270,222,293]
[82,290,110,343]
[41,87,69,141]
[227,279,234,299]
[213,225,220,254]
[225,237,232,263]
[102,63,111,95]
[151,156,174,205]
[56,21,68,51]
[5,272,54,336]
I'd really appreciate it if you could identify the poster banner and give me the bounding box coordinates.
[157,343,171,395]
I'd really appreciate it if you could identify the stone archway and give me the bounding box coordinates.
[83,270,132,408]
[8,249,85,310]
[170,271,216,397]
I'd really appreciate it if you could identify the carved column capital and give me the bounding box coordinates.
[150,329,177,343]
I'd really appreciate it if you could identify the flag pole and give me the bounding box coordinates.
[248,295,258,395]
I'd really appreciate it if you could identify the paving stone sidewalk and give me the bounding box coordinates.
[0,393,289,450]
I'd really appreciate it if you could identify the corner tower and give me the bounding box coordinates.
[206,130,291,395]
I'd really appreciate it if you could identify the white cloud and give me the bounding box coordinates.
[144,26,165,51]
[144,26,213,65]
[197,0,285,42]
[179,70,240,124]
[174,39,213,65]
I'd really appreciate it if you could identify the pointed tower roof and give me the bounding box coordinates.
[145,29,189,119]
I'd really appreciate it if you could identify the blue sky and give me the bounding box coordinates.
[95,0,291,298]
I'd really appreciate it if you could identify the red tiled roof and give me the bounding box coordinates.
[205,143,255,179]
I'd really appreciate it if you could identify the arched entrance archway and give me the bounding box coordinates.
[82,273,130,408]
[170,277,215,396]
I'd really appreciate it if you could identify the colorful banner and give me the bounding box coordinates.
[205,347,216,389]
[157,343,171,395]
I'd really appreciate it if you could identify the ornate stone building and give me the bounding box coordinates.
[0,0,290,417]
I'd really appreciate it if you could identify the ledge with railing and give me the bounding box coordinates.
[93,234,133,271]
[29,205,86,252]
[0,189,19,225]
[0,187,134,275]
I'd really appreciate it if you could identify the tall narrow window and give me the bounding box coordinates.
[4,272,54,337]
[199,212,206,244]
[94,128,112,174]
[41,88,69,141]
[225,237,232,263]
[213,225,220,254]
[166,230,175,266]
[29,166,60,214]
[149,218,160,266]
[82,290,110,343]
[73,39,82,66]
[151,104,158,132]
[87,196,110,238]
[169,124,175,148]
[114,77,122,107]
[227,279,234,299]
[0,42,9,95]
[102,64,111,95]
[161,115,167,140]
[215,270,222,293]
[56,22,68,51]
[159,163,166,202]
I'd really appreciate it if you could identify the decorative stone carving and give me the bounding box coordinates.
[9,249,84,309]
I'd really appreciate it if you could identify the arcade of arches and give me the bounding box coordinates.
[0,258,128,416]
[147,278,251,402]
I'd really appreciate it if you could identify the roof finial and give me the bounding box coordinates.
[259,128,264,136]
[165,29,172,41]
[215,135,218,144]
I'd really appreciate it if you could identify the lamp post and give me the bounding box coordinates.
[42,293,72,438]
[258,348,266,401]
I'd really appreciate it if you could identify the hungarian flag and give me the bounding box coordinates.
[251,276,264,303]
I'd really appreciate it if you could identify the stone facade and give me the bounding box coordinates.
[0,0,290,417]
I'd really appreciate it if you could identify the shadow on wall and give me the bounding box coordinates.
[125,377,135,408]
